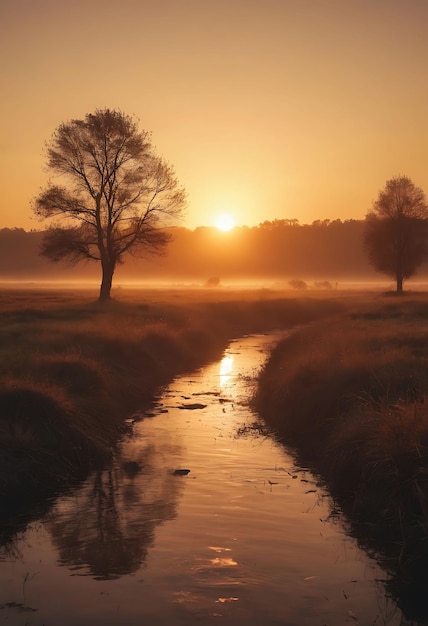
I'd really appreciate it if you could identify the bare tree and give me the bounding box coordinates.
[34,108,185,301]
[364,175,428,293]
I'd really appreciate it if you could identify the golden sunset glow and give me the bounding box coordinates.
[1,1,428,619]
[215,213,235,232]
[1,1,428,230]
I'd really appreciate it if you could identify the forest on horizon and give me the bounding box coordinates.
[0,218,418,284]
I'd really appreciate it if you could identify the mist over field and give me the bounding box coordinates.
[3,219,421,289]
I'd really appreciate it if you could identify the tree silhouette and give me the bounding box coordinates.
[364,176,428,292]
[34,108,185,301]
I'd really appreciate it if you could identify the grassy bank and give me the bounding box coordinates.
[0,286,344,512]
[253,293,428,620]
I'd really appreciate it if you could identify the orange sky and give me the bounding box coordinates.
[1,0,428,231]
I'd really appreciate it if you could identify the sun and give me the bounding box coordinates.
[215,213,235,232]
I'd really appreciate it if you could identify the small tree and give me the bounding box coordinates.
[34,108,185,301]
[364,175,428,293]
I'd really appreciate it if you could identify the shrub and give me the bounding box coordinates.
[288,279,307,290]
[206,276,221,287]
[313,280,333,289]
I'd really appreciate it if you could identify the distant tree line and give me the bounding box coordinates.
[0,220,394,282]
[3,192,428,291]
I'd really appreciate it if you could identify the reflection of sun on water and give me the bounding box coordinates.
[219,355,234,389]
[210,557,238,567]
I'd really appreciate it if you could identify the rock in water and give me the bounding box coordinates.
[177,403,207,410]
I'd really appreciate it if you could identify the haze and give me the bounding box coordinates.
[1,0,428,232]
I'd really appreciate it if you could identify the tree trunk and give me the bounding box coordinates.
[396,273,403,293]
[99,261,115,302]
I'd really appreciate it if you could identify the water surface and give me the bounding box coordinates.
[0,333,404,625]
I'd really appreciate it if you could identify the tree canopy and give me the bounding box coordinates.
[364,175,428,292]
[34,108,185,300]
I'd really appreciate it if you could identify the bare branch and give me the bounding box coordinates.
[33,108,185,300]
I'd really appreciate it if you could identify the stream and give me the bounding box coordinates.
[0,332,407,625]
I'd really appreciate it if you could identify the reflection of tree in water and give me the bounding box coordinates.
[47,442,184,580]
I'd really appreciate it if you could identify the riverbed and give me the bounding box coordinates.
[0,332,405,625]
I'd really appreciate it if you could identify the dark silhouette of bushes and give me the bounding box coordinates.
[288,279,307,289]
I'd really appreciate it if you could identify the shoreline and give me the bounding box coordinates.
[253,294,428,621]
